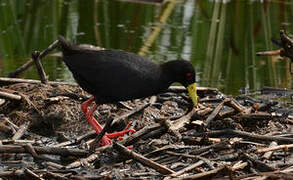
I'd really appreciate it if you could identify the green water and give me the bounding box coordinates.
[0,0,292,95]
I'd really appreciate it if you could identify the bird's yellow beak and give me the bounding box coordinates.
[187,83,198,106]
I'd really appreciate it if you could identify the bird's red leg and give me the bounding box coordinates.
[86,104,103,132]
[81,96,112,146]
[81,96,136,146]
[81,97,102,131]
[81,96,95,114]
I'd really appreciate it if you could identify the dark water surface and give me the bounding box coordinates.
[0,0,293,95]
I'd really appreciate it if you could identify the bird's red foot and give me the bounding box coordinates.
[81,97,135,146]
[106,121,136,139]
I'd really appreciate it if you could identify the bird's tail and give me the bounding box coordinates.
[58,35,76,54]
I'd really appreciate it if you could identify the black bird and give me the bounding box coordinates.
[58,36,198,146]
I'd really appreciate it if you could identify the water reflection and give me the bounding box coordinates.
[0,0,292,95]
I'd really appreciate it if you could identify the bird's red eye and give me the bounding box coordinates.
[186,72,193,80]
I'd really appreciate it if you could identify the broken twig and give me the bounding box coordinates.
[113,142,175,175]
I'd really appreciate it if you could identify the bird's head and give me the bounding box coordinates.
[161,60,198,106]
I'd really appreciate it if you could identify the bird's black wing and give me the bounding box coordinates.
[63,50,163,102]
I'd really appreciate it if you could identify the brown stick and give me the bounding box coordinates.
[189,129,293,144]
[168,107,197,132]
[53,130,96,147]
[44,162,65,170]
[44,171,68,180]
[12,122,30,140]
[22,143,58,163]
[262,141,278,159]
[0,169,25,178]
[231,161,248,171]
[23,143,39,158]
[0,91,22,100]
[205,98,230,127]
[24,168,44,180]
[169,165,228,180]
[166,151,216,169]
[66,153,99,169]
[4,117,19,132]
[196,107,213,116]
[69,175,104,180]
[235,171,293,180]
[0,145,88,156]
[0,169,77,178]
[162,107,197,139]
[8,40,59,78]
[181,140,230,156]
[226,98,247,113]
[256,49,281,56]
[122,123,162,146]
[1,139,35,144]
[168,160,204,178]
[241,153,276,172]
[238,112,272,120]
[257,144,293,153]
[113,142,175,175]
[32,51,48,84]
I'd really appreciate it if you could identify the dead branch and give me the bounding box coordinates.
[162,107,197,139]
[12,122,30,140]
[23,143,39,158]
[168,107,197,132]
[44,162,65,170]
[122,123,162,146]
[32,51,48,84]
[0,145,88,156]
[24,168,44,180]
[196,107,213,116]
[256,49,281,56]
[188,129,293,144]
[205,98,230,127]
[231,161,248,171]
[237,112,272,120]
[262,141,278,159]
[241,153,276,172]
[0,169,25,178]
[166,151,216,169]
[113,142,175,175]
[0,139,36,145]
[53,130,96,147]
[44,171,69,180]
[8,40,59,78]
[225,98,247,113]
[257,143,293,153]
[66,153,99,169]
[169,165,228,180]
[167,160,204,178]
[0,91,22,100]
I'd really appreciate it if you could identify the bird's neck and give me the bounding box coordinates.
[158,63,177,90]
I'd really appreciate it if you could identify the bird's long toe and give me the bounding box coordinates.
[106,121,136,139]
